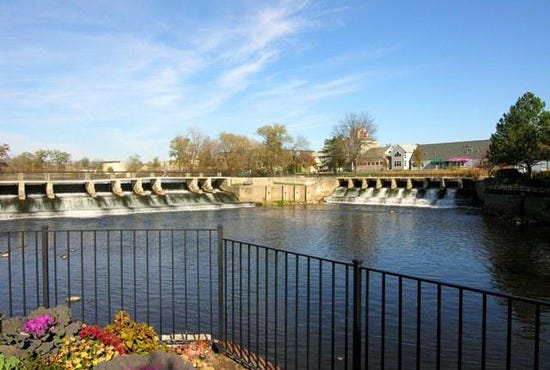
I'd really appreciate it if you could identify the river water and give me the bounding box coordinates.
[1,204,549,368]
[2,204,549,300]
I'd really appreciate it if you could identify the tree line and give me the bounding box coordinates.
[2,97,547,177]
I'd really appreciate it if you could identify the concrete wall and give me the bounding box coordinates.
[225,177,339,205]
[483,192,550,223]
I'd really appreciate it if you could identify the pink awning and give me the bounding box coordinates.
[448,157,471,162]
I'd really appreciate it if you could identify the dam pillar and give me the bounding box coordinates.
[375,178,382,190]
[265,186,271,203]
[85,181,97,198]
[188,178,202,194]
[347,178,354,189]
[111,180,125,197]
[406,179,413,190]
[457,179,463,190]
[18,182,26,200]
[46,182,55,199]
[151,178,165,196]
[440,178,446,190]
[361,179,368,190]
[390,178,397,190]
[132,179,148,196]
[201,178,214,192]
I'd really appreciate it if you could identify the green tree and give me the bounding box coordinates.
[256,124,293,175]
[334,113,377,175]
[0,144,9,171]
[489,92,550,177]
[320,135,347,173]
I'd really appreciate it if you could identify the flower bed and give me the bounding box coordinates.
[0,306,244,370]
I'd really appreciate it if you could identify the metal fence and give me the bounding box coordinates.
[1,227,549,369]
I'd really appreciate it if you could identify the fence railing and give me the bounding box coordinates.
[1,227,549,369]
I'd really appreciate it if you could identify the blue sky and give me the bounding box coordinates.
[1,0,549,161]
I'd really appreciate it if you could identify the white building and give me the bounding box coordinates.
[385,144,417,170]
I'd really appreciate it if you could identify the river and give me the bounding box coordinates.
[2,204,549,300]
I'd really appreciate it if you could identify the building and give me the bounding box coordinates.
[415,139,490,169]
[385,144,417,170]
[359,146,389,172]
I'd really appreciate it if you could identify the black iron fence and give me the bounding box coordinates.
[1,227,549,369]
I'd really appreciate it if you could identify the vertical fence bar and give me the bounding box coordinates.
[381,273,386,369]
[481,293,487,370]
[436,284,442,370]
[506,298,512,370]
[7,232,13,316]
[21,233,26,315]
[417,280,422,370]
[352,259,363,370]
[398,276,403,370]
[217,225,224,340]
[41,226,50,308]
[35,232,39,308]
[534,303,540,370]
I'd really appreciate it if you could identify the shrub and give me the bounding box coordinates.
[105,311,163,355]
[0,306,81,361]
[79,325,125,355]
[0,354,20,370]
[52,336,120,369]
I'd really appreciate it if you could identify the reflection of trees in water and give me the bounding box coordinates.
[483,216,550,300]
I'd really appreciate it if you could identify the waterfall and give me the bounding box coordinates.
[0,190,252,219]
[325,186,460,208]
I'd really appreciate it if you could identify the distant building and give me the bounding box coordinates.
[415,139,490,169]
[385,144,417,170]
[101,160,128,172]
[359,146,389,172]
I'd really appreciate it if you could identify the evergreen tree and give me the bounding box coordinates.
[489,92,550,177]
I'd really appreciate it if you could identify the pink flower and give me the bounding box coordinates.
[22,314,54,337]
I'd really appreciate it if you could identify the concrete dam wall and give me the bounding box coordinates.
[0,177,250,218]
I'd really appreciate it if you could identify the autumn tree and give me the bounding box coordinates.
[169,127,209,171]
[489,92,550,177]
[256,124,293,175]
[216,133,257,175]
[333,113,377,174]
[411,149,424,169]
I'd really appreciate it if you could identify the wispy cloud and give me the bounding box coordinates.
[0,0,383,158]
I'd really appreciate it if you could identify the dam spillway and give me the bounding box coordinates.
[0,177,251,219]
[325,177,476,208]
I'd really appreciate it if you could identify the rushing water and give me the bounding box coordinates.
[1,204,549,300]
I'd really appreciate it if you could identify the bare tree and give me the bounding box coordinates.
[333,113,377,174]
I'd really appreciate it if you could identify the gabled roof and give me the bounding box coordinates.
[417,139,490,160]
[364,146,388,159]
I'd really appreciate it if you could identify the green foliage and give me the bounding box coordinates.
[105,311,163,355]
[0,306,81,361]
[321,135,347,173]
[53,336,120,369]
[489,92,550,177]
[0,354,20,370]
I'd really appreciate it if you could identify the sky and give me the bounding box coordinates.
[1,0,549,161]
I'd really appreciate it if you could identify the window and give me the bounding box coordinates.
[394,152,402,157]
[394,161,402,167]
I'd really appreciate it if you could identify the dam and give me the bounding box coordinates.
[325,177,479,207]
[0,176,250,219]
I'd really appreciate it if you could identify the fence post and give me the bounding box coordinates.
[41,226,50,308]
[352,259,363,370]
[217,224,224,340]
